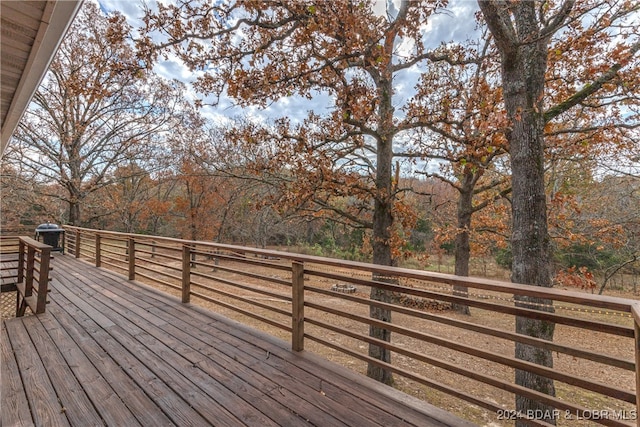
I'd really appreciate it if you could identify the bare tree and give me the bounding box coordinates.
[6,2,183,225]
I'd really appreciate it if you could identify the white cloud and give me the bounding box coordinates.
[96,0,479,132]
[426,0,480,45]
[97,0,147,26]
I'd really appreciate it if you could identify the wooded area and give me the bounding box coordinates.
[1,1,638,423]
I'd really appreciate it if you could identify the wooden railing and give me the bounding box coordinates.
[0,236,21,290]
[63,226,640,426]
[0,235,52,315]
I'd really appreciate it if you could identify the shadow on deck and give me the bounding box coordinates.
[2,254,470,426]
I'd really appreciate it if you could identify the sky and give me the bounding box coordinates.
[96,0,481,128]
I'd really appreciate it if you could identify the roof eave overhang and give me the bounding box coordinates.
[1,0,82,156]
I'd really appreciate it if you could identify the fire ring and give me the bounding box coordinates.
[331,284,357,293]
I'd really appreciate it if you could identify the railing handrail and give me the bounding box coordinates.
[62,225,637,313]
[19,236,53,251]
[0,236,53,316]
[2,235,53,251]
[63,225,640,426]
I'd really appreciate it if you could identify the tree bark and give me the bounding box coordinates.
[367,68,395,385]
[452,177,472,315]
[68,200,81,226]
[510,102,556,425]
[369,190,394,385]
[478,1,568,424]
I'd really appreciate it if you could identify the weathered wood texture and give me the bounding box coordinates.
[1,236,21,293]
[59,226,639,426]
[1,237,52,315]
[2,254,468,427]
[16,237,52,315]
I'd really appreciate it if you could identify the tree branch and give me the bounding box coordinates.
[544,39,640,123]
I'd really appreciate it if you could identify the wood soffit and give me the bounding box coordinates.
[1,0,81,156]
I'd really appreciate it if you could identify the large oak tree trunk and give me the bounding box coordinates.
[478,2,564,424]
[453,176,473,315]
[367,69,395,385]
[68,200,81,226]
[369,184,394,385]
[502,31,557,427]
[509,103,556,425]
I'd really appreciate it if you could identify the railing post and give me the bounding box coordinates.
[15,239,26,316]
[95,233,101,267]
[182,244,191,303]
[17,245,36,317]
[128,237,135,280]
[35,246,51,314]
[291,261,305,352]
[17,238,25,284]
[632,304,640,427]
[24,246,35,297]
[75,229,81,258]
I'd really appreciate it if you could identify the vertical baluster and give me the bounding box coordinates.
[35,246,51,314]
[291,261,305,352]
[75,229,81,258]
[128,237,135,280]
[182,244,192,303]
[95,233,101,267]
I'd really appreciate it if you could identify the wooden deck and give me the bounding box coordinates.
[2,254,471,427]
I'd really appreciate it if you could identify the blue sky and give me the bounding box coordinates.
[88,1,638,180]
[96,0,481,128]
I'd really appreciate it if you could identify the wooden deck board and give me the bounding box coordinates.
[58,256,360,426]
[2,254,473,427]
[43,300,177,426]
[55,261,287,426]
[20,314,106,427]
[1,324,34,427]
[51,280,216,426]
[62,258,416,426]
[4,320,71,427]
[36,310,144,427]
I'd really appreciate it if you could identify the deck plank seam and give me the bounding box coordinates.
[53,256,344,426]
[51,261,272,426]
[47,287,213,426]
[56,255,452,427]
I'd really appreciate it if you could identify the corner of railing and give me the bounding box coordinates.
[631,303,640,427]
[35,245,51,314]
[15,236,52,316]
[291,260,305,352]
